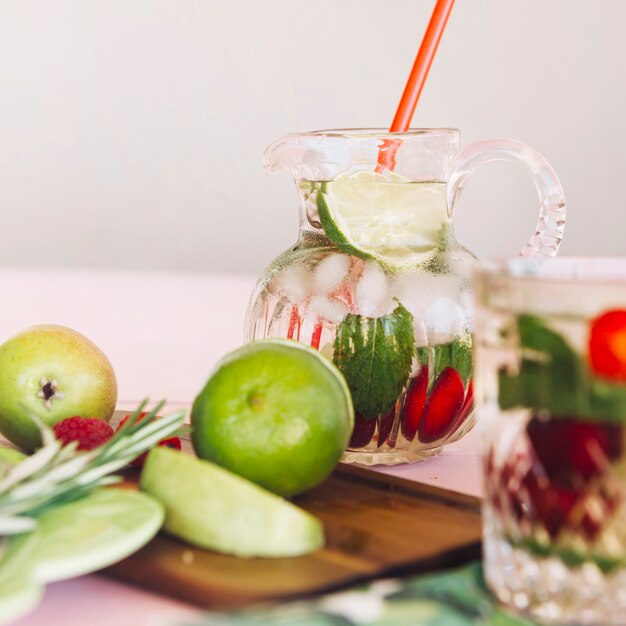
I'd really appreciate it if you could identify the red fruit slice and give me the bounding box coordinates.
[117,412,182,467]
[287,305,301,341]
[310,322,323,350]
[526,416,623,484]
[349,412,376,448]
[521,467,580,539]
[400,366,429,441]
[589,309,626,381]
[447,380,474,439]
[417,367,465,443]
[377,406,396,448]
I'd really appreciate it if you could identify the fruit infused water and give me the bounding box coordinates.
[475,258,626,625]
[246,129,565,465]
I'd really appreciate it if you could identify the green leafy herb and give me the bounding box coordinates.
[512,536,622,574]
[0,400,185,536]
[333,302,414,419]
[499,314,626,421]
[417,336,473,389]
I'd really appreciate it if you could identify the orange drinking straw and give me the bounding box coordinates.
[377,0,456,170]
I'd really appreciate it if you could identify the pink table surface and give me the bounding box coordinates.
[0,267,482,626]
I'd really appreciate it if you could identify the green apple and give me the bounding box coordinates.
[0,325,118,451]
[141,447,324,557]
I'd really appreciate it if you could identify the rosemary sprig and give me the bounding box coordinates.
[0,400,186,536]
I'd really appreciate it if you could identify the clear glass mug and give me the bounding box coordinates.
[245,129,566,465]
[474,258,626,625]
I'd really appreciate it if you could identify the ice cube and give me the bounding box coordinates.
[413,318,429,348]
[459,289,475,331]
[423,297,468,343]
[355,262,391,317]
[310,296,348,324]
[277,265,312,302]
[390,271,459,320]
[312,254,350,295]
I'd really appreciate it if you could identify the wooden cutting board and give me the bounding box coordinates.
[104,453,482,609]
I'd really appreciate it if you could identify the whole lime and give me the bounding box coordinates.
[191,339,354,497]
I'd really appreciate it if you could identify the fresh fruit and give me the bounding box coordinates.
[0,402,185,535]
[417,367,465,443]
[492,416,625,548]
[0,448,26,481]
[526,415,623,484]
[191,339,353,497]
[520,468,580,539]
[349,412,376,448]
[141,447,324,557]
[401,366,429,441]
[377,405,396,447]
[447,381,474,438]
[0,447,26,467]
[589,309,626,381]
[53,416,114,451]
[0,325,118,452]
[116,413,182,467]
[316,171,447,268]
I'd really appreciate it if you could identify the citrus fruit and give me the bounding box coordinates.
[191,338,353,497]
[140,447,324,557]
[316,171,448,269]
[0,325,118,452]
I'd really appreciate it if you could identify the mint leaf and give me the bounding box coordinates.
[416,336,473,391]
[499,314,626,422]
[333,303,414,418]
[433,336,473,387]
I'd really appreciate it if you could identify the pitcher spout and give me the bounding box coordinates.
[262,133,302,176]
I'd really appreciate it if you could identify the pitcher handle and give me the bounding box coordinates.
[447,139,566,258]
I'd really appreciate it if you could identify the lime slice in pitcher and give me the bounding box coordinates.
[316,171,449,269]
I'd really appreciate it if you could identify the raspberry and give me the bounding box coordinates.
[53,416,114,451]
[116,412,182,467]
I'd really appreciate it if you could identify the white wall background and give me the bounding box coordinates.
[0,1,624,274]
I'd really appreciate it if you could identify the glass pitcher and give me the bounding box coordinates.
[245,129,566,465]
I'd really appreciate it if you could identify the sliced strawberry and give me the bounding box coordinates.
[417,367,465,443]
[521,467,580,539]
[377,405,396,448]
[526,415,623,485]
[310,322,323,350]
[589,309,626,381]
[287,305,301,341]
[400,365,429,441]
[349,412,376,448]
[447,380,474,438]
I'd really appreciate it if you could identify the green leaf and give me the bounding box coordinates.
[498,315,626,422]
[333,302,414,418]
[433,336,473,388]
